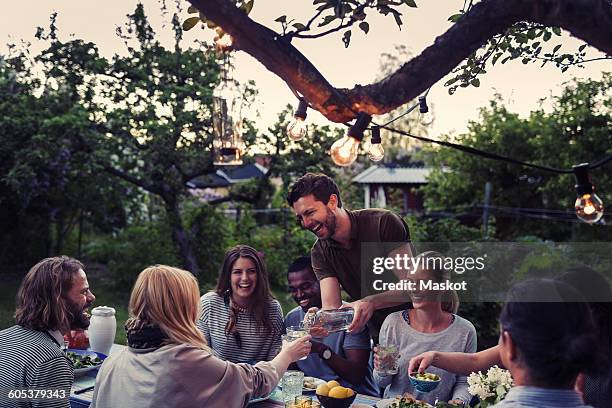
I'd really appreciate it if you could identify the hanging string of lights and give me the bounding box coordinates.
[284,91,609,224]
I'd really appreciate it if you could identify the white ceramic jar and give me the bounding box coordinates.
[88,306,116,356]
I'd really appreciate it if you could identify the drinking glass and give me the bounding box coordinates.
[376,344,399,375]
[285,325,308,360]
[282,370,304,403]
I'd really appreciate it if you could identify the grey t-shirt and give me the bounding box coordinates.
[373,311,477,405]
[285,306,379,396]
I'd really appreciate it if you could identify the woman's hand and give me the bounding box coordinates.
[281,334,312,362]
[408,351,436,374]
[373,346,381,371]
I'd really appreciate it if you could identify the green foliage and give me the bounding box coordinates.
[231,218,316,287]
[406,217,483,243]
[423,74,612,240]
[84,221,181,287]
[458,302,502,350]
[184,202,233,285]
[0,52,133,264]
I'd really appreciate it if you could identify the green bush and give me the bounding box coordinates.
[84,221,180,288]
[228,209,316,287]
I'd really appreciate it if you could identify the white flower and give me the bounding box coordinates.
[468,366,513,401]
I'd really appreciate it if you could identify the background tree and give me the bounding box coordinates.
[0,50,131,267]
[422,74,612,240]
[33,5,268,275]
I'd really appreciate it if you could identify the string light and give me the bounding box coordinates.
[330,112,371,166]
[214,27,233,52]
[367,126,385,162]
[573,163,604,224]
[286,98,309,141]
[418,95,433,126]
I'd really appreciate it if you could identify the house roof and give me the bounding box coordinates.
[353,165,431,185]
[218,163,268,183]
[187,163,268,188]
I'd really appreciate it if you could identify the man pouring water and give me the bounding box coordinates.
[287,173,414,341]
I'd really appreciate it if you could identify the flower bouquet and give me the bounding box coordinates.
[467,366,513,408]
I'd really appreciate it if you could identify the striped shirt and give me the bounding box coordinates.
[492,386,593,408]
[0,325,73,408]
[197,292,283,363]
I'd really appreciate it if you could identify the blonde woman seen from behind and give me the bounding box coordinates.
[91,265,311,408]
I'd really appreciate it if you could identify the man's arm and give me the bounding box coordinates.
[347,242,415,332]
[319,277,343,309]
[310,342,369,385]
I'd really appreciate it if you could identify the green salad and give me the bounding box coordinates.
[66,351,103,369]
[412,372,440,381]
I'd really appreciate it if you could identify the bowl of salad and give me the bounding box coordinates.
[409,372,441,393]
[65,349,106,377]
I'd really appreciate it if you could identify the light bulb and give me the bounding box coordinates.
[286,117,307,141]
[575,193,604,224]
[329,112,371,166]
[330,136,360,166]
[419,111,434,126]
[368,126,384,162]
[286,98,309,141]
[214,33,233,51]
[573,163,604,224]
[368,143,385,162]
[418,95,433,126]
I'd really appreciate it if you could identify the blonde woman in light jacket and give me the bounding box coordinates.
[91,265,311,408]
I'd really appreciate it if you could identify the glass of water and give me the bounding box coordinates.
[282,370,304,403]
[376,344,399,375]
[285,325,308,360]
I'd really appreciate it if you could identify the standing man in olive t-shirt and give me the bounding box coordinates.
[287,172,414,339]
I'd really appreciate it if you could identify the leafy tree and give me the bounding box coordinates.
[31,5,266,275]
[0,52,131,266]
[422,74,611,240]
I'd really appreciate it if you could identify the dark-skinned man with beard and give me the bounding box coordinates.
[0,256,96,408]
[284,256,378,396]
[288,173,414,342]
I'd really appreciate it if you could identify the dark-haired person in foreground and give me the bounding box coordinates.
[491,278,599,408]
[284,256,378,396]
[0,256,96,408]
[287,172,414,340]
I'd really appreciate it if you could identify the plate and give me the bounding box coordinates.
[302,376,326,393]
[65,349,107,377]
[376,398,433,408]
[279,376,326,394]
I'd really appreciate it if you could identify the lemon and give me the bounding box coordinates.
[315,384,330,396]
[326,380,341,389]
[328,386,347,399]
[346,388,355,397]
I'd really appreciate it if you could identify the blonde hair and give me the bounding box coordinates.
[130,265,209,350]
[416,251,460,314]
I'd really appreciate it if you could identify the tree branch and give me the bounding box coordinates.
[187,0,612,123]
[293,19,354,39]
[103,165,158,193]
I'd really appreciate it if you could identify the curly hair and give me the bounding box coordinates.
[15,256,84,332]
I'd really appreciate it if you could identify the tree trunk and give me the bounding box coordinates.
[164,199,200,276]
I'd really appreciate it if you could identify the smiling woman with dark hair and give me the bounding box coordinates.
[197,245,284,363]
